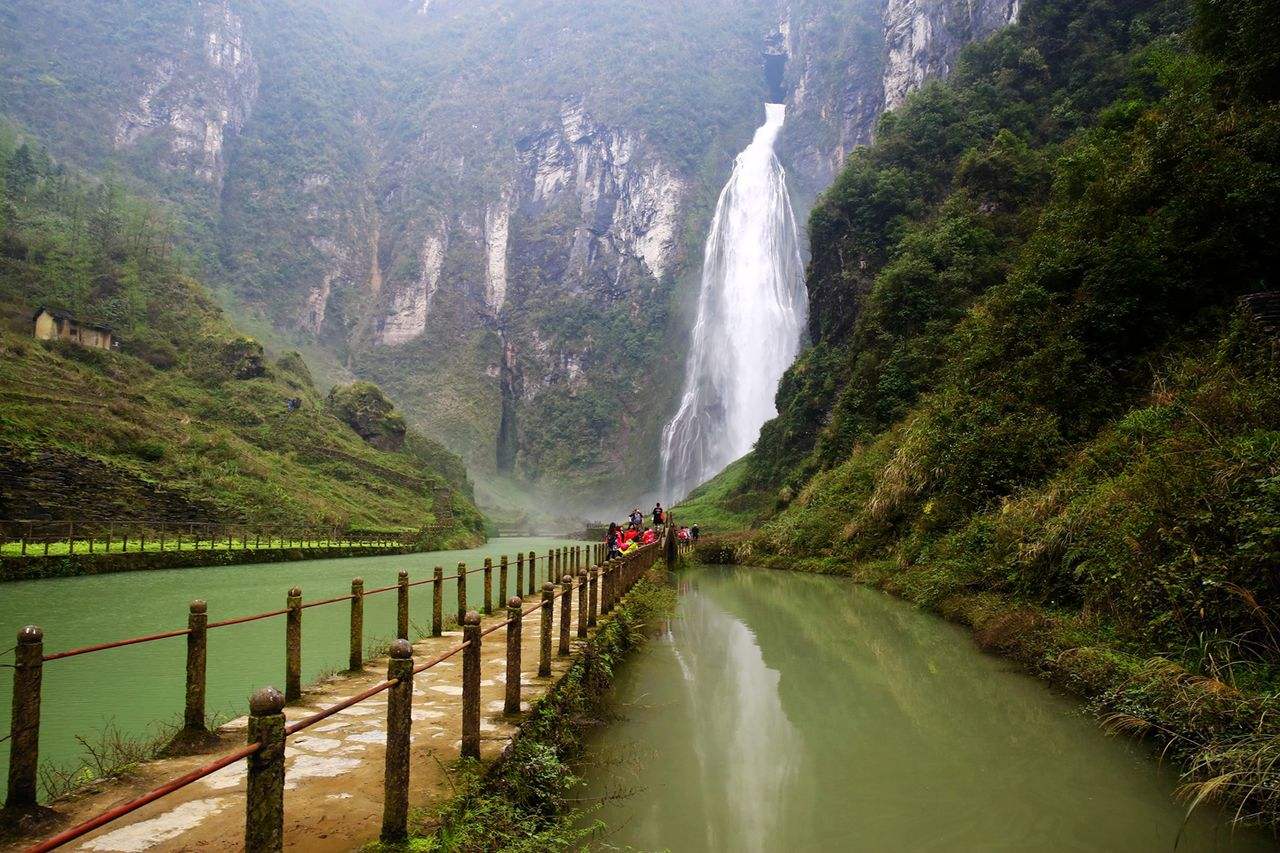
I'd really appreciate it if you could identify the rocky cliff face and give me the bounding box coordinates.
[782,0,1019,197]
[114,0,259,187]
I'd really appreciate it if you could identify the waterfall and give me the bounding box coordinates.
[661,103,806,501]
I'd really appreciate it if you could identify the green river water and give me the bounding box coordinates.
[0,537,587,801]
[580,565,1275,852]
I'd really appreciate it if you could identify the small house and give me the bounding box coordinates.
[32,307,114,350]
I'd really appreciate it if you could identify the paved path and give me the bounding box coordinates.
[12,588,592,852]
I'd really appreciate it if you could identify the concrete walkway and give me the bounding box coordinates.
[10,588,592,852]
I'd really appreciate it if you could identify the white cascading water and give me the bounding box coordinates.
[661,103,806,501]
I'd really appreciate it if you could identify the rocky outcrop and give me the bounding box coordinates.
[326,382,408,452]
[882,0,1020,109]
[512,99,685,290]
[783,0,1018,197]
[114,0,259,186]
[379,224,448,345]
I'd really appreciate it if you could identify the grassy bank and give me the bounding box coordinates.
[373,568,676,851]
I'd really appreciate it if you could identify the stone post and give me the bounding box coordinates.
[456,562,467,625]
[381,640,413,843]
[349,579,364,672]
[5,626,43,810]
[504,597,522,715]
[588,567,599,628]
[559,575,572,656]
[397,570,410,640]
[185,601,208,732]
[245,686,286,852]
[546,550,554,586]
[516,553,525,598]
[527,550,536,595]
[499,555,509,605]
[461,612,481,759]
[285,587,302,703]
[577,569,588,639]
[539,583,553,677]
[483,558,493,616]
[432,567,444,637]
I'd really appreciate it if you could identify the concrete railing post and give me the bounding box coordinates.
[381,640,413,843]
[527,550,536,595]
[516,553,525,598]
[577,569,588,639]
[185,601,208,732]
[349,579,364,672]
[483,558,493,616]
[546,550,553,586]
[456,562,467,625]
[461,612,481,759]
[588,567,599,628]
[504,597,522,715]
[432,567,444,637]
[539,583,553,677]
[558,575,572,656]
[499,555,509,606]
[601,561,612,614]
[5,626,43,810]
[397,570,410,639]
[245,686,286,852]
[285,587,303,702]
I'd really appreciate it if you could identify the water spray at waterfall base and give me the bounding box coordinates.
[661,103,806,501]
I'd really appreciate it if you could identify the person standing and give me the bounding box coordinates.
[652,502,664,527]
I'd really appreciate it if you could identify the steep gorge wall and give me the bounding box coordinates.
[0,0,1018,508]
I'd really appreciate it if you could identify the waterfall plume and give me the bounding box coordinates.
[661,103,806,501]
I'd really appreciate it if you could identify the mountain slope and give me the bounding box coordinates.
[0,129,484,540]
[0,0,1019,509]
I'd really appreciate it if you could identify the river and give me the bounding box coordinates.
[580,565,1274,851]
[0,536,586,801]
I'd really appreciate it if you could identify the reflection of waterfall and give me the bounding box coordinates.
[672,589,801,852]
[661,103,806,500]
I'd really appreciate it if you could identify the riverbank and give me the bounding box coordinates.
[693,537,1280,830]
[390,569,676,850]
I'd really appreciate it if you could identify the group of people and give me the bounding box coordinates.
[605,502,700,559]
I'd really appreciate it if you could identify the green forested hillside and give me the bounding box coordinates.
[687,0,1280,822]
[0,127,484,539]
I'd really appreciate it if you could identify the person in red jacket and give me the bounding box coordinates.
[641,527,657,546]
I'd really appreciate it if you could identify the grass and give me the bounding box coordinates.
[673,456,771,535]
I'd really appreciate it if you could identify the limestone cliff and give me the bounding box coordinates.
[114,0,259,187]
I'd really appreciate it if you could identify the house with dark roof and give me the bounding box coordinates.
[32,307,115,351]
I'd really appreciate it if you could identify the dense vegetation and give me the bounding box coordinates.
[688,0,1280,822]
[0,126,483,539]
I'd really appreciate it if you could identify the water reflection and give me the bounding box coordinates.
[580,566,1274,852]
[670,590,802,851]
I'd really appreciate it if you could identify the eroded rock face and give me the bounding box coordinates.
[882,0,1020,110]
[513,99,685,287]
[114,0,259,187]
[783,0,1019,197]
